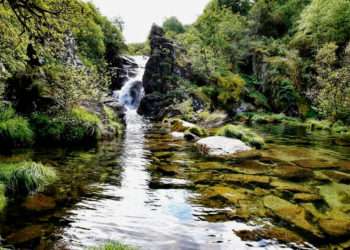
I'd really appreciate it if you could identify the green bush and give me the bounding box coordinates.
[88,241,136,250]
[0,104,34,149]
[31,107,102,145]
[216,124,265,149]
[0,161,57,195]
[185,126,208,137]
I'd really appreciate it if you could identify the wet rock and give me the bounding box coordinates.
[263,195,322,237]
[7,225,44,244]
[319,218,350,237]
[231,161,270,175]
[23,194,56,212]
[196,136,252,158]
[167,119,196,132]
[184,132,200,142]
[270,179,314,193]
[293,193,322,202]
[318,183,350,212]
[293,159,338,170]
[202,186,253,205]
[193,161,235,172]
[219,174,270,185]
[271,164,313,180]
[154,152,174,159]
[321,170,350,184]
[155,165,180,176]
[234,226,305,245]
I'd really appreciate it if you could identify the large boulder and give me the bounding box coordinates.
[142,25,177,94]
[196,136,252,157]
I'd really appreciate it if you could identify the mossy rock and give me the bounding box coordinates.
[216,124,265,149]
[263,195,322,237]
[185,126,208,138]
[270,179,314,193]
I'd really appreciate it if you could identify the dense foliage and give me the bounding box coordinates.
[163,0,350,124]
[0,0,125,149]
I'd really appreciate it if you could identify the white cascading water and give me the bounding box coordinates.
[113,56,149,110]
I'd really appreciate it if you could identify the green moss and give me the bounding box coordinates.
[251,113,287,124]
[103,106,123,136]
[216,124,266,149]
[305,119,332,131]
[185,126,208,137]
[0,161,57,195]
[88,241,137,250]
[72,106,101,125]
[31,109,101,145]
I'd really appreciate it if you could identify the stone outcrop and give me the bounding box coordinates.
[138,25,189,119]
[142,25,177,94]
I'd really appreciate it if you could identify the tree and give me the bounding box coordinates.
[162,17,185,35]
[295,0,350,48]
[218,0,252,15]
[315,43,350,121]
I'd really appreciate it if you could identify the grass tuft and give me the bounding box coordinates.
[216,124,265,149]
[88,241,137,250]
[1,161,57,195]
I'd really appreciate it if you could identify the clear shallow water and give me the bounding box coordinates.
[0,112,350,249]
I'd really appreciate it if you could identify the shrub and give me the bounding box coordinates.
[216,124,265,149]
[103,106,123,136]
[0,161,57,195]
[72,106,101,125]
[305,119,332,131]
[31,106,102,145]
[197,110,228,127]
[88,241,136,250]
[0,104,34,150]
[185,126,208,138]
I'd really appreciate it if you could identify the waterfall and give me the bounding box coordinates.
[113,56,148,110]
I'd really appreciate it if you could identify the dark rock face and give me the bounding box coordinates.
[142,25,177,94]
[138,25,189,119]
[109,56,138,90]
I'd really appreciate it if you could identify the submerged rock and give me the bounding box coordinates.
[293,193,322,202]
[263,195,322,237]
[319,218,350,237]
[234,226,305,245]
[196,136,252,158]
[7,225,45,244]
[23,194,56,212]
[270,179,314,193]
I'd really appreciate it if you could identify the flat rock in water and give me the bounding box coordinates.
[196,136,252,157]
[263,195,322,237]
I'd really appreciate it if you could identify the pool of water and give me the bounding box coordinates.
[0,111,350,249]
